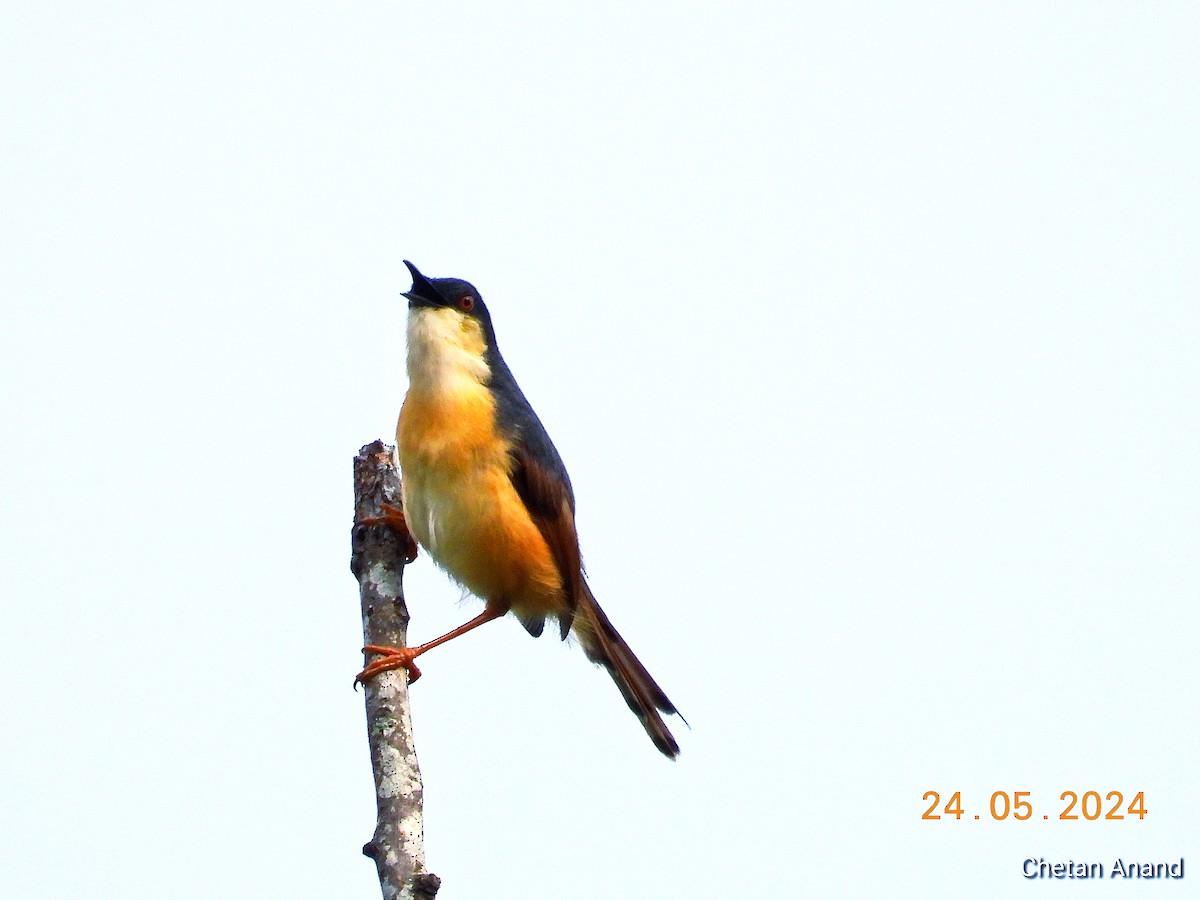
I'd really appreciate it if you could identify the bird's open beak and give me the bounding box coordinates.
[403,260,444,307]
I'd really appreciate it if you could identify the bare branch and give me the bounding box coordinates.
[351,440,440,900]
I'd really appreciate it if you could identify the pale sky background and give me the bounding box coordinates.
[2,2,1198,898]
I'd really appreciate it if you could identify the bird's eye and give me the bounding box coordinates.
[458,295,475,312]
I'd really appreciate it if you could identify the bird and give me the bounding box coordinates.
[356,260,682,758]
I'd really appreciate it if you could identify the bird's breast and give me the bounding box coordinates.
[397,379,508,549]
[398,305,509,520]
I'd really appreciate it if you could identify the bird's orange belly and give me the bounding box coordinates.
[397,392,563,613]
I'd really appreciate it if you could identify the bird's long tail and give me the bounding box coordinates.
[574,586,681,758]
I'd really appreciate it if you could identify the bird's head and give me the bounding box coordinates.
[403,260,493,320]
[402,260,498,372]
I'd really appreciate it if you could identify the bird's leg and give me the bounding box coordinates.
[358,502,418,564]
[355,603,508,687]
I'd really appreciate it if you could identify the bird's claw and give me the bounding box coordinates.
[354,644,423,688]
[358,503,419,564]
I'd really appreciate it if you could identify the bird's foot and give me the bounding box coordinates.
[358,502,418,564]
[355,645,423,688]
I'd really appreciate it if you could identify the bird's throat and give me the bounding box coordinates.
[405,307,491,395]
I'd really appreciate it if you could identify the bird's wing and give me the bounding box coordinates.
[508,439,584,637]
[488,353,584,637]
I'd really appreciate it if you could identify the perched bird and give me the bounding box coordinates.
[357,261,682,758]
